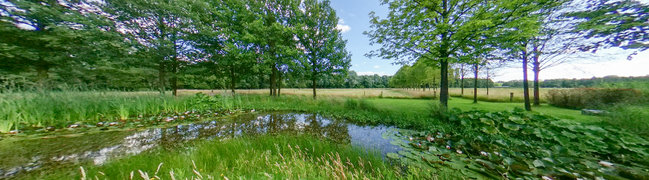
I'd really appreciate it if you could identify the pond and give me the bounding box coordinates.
[0,112,404,179]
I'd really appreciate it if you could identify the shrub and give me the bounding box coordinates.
[546,88,642,109]
[605,105,649,136]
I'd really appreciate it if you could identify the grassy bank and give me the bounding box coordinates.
[20,135,436,179]
[0,91,189,132]
[1,90,599,133]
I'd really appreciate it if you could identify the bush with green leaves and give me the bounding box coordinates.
[390,109,649,179]
[546,88,642,109]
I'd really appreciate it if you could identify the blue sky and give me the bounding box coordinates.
[330,0,649,81]
[329,0,396,76]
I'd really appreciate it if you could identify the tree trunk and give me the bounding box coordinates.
[270,64,276,96]
[158,62,166,94]
[433,78,437,97]
[157,16,167,95]
[486,68,490,96]
[278,73,282,97]
[440,59,449,109]
[460,65,465,96]
[172,62,177,96]
[312,73,317,99]
[311,55,317,99]
[533,58,541,106]
[473,64,478,104]
[36,64,49,87]
[230,66,236,94]
[171,33,179,96]
[522,49,532,111]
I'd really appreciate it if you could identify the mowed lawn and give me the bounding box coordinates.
[179,89,600,123]
[365,98,601,123]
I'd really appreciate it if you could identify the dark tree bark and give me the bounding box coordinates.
[171,36,178,96]
[270,64,277,96]
[533,56,541,106]
[312,72,317,99]
[278,72,282,97]
[433,78,437,97]
[486,68,490,96]
[311,54,317,99]
[230,66,236,94]
[440,58,449,109]
[158,63,166,94]
[473,63,478,104]
[460,64,465,96]
[171,61,177,96]
[522,48,532,111]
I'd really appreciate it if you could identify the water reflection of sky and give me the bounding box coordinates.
[0,112,404,178]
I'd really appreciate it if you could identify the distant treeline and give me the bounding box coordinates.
[499,75,649,89]
[0,70,391,91]
[389,61,494,89]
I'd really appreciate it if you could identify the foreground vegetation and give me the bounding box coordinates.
[21,135,436,179]
[2,90,649,179]
[393,109,649,179]
[0,91,190,133]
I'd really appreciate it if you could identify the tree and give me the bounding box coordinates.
[1,0,125,88]
[489,0,564,111]
[297,0,350,99]
[194,0,258,94]
[366,0,552,110]
[526,1,578,106]
[245,0,302,97]
[568,0,649,54]
[455,64,470,95]
[105,0,199,94]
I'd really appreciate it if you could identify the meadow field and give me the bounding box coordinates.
[182,87,555,102]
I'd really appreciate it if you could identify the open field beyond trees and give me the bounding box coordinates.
[183,88,555,102]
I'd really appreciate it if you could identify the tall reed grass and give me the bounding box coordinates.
[0,91,189,132]
[21,135,439,179]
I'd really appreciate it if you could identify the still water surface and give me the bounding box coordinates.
[0,112,403,178]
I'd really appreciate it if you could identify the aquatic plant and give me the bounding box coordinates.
[0,121,13,133]
[390,109,649,179]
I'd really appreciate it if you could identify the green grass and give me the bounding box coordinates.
[604,105,649,136]
[20,135,439,180]
[365,97,600,124]
[0,91,601,133]
[178,93,434,130]
[0,91,190,132]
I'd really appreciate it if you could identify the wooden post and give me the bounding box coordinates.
[510,92,514,102]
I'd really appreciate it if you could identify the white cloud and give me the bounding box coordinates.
[336,19,351,33]
[373,65,380,69]
[357,71,391,76]
[336,24,351,33]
